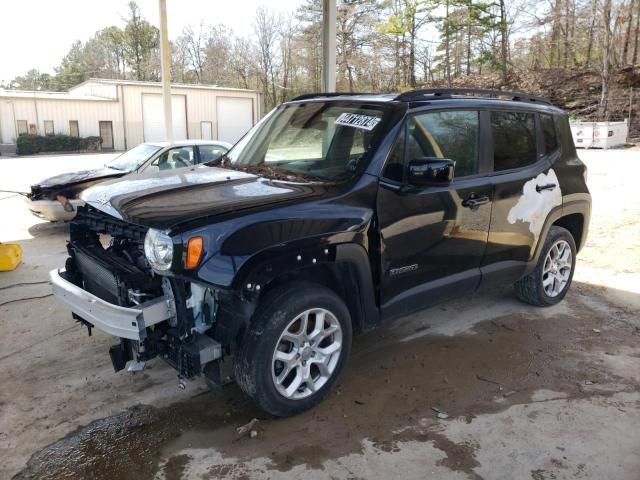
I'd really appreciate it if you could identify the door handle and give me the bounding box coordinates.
[462,195,490,210]
[536,183,557,192]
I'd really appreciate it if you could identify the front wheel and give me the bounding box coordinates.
[514,225,577,306]
[235,282,352,417]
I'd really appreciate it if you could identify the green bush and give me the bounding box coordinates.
[17,134,102,155]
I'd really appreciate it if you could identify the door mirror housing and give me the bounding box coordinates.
[407,158,455,186]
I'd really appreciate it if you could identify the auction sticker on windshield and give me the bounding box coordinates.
[335,112,381,131]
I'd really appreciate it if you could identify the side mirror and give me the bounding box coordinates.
[408,158,455,186]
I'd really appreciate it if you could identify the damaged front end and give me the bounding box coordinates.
[51,206,234,385]
[27,183,85,221]
[27,168,126,221]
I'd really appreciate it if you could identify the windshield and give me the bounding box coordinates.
[223,102,390,181]
[108,144,163,171]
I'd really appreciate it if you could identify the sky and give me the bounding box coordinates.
[0,0,301,84]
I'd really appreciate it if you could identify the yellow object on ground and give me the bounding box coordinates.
[0,243,22,271]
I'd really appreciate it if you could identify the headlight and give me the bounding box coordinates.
[144,228,174,272]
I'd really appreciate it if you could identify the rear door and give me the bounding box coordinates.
[377,109,493,318]
[481,110,561,283]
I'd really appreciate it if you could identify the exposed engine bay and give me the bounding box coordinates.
[65,206,229,383]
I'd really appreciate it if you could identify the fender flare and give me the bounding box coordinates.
[527,198,590,274]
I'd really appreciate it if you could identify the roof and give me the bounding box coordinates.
[70,78,259,94]
[287,89,564,113]
[0,89,114,101]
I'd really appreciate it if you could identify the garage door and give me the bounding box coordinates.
[217,97,254,144]
[142,94,187,142]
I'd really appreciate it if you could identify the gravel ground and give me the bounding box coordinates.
[0,148,639,480]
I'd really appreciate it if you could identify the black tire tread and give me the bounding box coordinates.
[235,281,352,417]
[514,225,576,307]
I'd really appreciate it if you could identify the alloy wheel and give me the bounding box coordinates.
[542,239,572,297]
[271,308,343,400]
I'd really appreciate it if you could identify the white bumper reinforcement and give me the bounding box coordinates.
[49,268,172,340]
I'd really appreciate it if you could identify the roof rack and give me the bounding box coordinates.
[289,92,375,101]
[394,88,550,105]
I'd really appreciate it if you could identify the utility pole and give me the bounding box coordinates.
[159,0,173,143]
[322,0,336,92]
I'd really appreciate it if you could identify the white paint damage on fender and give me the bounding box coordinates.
[507,168,562,244]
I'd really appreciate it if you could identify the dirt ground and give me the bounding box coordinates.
[0,149,639,480]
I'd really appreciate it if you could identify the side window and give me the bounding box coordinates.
[491,111,537,171]
[199,145,228,162]
[407,110,479,178]
[152,146,195,170]
[382,126,406,182]
[540,113,559,154]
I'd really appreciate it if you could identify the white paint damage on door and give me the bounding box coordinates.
[507,169,562,244]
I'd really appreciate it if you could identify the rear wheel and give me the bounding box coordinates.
[514,226,576,306]
[235,282,352,417]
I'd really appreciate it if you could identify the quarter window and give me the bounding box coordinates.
[540,114,558,154]
[491,112,537,171]
[407,111,480,178]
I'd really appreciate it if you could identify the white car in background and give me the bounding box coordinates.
[26,140,232,221]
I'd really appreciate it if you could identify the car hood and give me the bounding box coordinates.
[81,166,321,230]
[35,168,125,189]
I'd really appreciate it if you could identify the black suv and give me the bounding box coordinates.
[50,88,591,416]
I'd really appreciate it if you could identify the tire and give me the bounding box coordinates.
[514,226,577,307]
[235,282,352,417]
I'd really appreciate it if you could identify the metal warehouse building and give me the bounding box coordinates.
[0,79,261,152]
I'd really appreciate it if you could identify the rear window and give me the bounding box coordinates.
[491,111,537,171]
[540,113,559,154]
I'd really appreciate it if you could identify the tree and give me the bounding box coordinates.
[336,0,380,90]
[51,41,89,91]
[123,1,159,81]
[6,69,52,90]
[599,0,614,120]
[254,7,281,110]
[622,0,636,63]
[99,26,127,78]
[182,23,207,82]
[634,0,640,62]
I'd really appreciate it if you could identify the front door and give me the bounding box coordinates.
[377,110,492,319]
[99,121,114,150]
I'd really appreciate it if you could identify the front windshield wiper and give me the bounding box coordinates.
[106,165,125,171]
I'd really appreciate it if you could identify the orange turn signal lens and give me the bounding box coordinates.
[185,236,203,269]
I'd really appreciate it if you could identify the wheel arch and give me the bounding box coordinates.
[241,243,380,335]
[553,213,585,252]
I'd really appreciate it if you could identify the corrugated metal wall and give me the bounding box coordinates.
[0,82,261,151]
[0,98,122,148]
[120,84,260,146]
